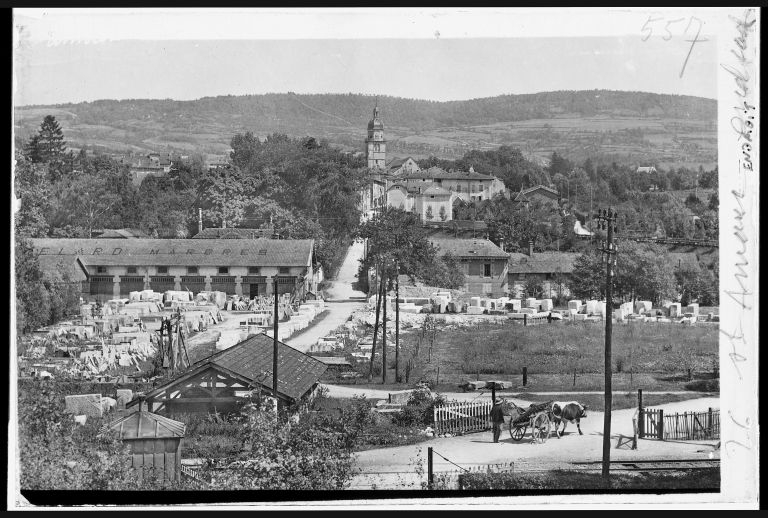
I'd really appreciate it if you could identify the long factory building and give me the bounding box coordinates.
[30,238,319,302]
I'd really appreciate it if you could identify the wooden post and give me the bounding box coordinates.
[427,447,434,490]
[638,389,644,438]
[523,313,527,326]
[273,276,279,400]
[368,273,384,382]
[659,409,664,440]
[382,276,387,384]
[522,367,527,386]
[708,407,713,437]
[395,266,400,383]
[491,383,496,404]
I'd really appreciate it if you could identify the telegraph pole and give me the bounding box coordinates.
[594,208,618,479]
[395,262,400,383]
[273,276,279,400]
[382,272,388,384]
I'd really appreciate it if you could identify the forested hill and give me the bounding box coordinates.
[14,90,717,167]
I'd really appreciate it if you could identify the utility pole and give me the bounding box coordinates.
[273,276,279,401]
[382,272,388,384]
[368,271,384,382]
[198,208,203,234]
[395,262,400,383]
[594,208,618,479]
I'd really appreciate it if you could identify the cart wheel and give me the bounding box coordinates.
[510,424,525,441]
[531,413,551,444]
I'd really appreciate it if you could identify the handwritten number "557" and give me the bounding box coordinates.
[641,15,708,77]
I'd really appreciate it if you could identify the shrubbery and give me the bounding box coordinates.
[16,379,150,490]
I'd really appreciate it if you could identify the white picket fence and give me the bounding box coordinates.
[433,400,493,435]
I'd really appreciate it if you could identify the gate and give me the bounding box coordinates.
[433,400,492,435]
[640,407,719,441]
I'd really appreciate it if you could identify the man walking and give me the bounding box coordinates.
[491,397,505,443]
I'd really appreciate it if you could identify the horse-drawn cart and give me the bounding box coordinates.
[506,400,554,443]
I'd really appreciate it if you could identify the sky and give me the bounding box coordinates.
[13,8,723,106]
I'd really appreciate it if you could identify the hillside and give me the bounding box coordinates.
[14,90,717,167]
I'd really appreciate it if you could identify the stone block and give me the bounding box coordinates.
[668,303,682,318]
[573,313,588,321]
[568,300,582,311]
[525,298,538,308]
[685,303,700,316]
[635,301,653,314]
[467,306,485,315]
[540,299,553,311]
[585,300,599,315]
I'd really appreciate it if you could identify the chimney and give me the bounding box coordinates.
[528,240,534,257]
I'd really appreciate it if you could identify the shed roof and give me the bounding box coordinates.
[507,252,579,274]
[193,227,275,239]
[96,228,151,239]
[312,356,352,366]
[514,185,560,201]
[29,238,314,268]
[429,238,509,259]
[190,333,327,401]
[100,409,186,439]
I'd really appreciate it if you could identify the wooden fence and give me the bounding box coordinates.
[641,407,719,441]
[433,400,492,435]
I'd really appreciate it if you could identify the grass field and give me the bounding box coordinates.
[389,320,718,392]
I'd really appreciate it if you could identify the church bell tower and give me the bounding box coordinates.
[365,100,386,169]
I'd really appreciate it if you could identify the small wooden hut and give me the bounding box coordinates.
[127,333,327,415]
[101,406,186,482]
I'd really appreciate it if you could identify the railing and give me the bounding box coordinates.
[640,407,719,441]
[433,400,492,435]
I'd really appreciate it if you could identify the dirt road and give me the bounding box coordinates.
[286,240,367,352]
[349,397,720,489]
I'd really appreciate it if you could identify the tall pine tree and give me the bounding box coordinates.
[26,115,66,164]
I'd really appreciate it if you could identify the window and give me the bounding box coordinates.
[278,267,290,275]
[483,263,492,278]
[456,185,461,192]
[157,266,168,274]
[248,266,260,274]
[483,283,493,295]
[187,266,198,275]
[127,267,137,274]
[218,267,229,274]
[96,266,107,274]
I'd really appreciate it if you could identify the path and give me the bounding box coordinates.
[286,240,367,352]
[350,397,721,489]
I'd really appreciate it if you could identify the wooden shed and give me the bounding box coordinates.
[101,407,186,482]
[127,333,327,415]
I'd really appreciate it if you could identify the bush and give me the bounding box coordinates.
[684,378,719,392]
[16,378,155,490]
[391,385,445,427]
[458,468,720,490]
